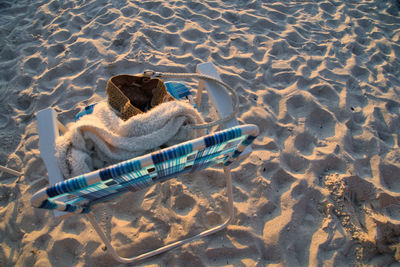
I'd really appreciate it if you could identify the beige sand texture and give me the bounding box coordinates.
[1,0,400,266]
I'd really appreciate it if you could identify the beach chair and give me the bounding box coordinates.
[30,62,259,264]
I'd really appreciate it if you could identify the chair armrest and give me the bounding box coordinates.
[196,62,252,159]
[196,62,239,129]
[37,108,69,219]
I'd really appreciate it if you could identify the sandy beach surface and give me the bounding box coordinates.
[1,0,400,266]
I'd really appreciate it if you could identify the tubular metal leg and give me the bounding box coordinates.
[86,167,234,264]
[0,165,22,176]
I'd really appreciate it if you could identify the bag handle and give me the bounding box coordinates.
[143,71,239,129]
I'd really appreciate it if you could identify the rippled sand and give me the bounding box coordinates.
[1,0,400,266]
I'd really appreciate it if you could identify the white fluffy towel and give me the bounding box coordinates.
[55,101,205,178]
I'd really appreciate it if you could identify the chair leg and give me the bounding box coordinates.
[86,166,234,264]
[0,165,22,176]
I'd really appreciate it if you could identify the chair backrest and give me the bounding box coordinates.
[31,124,259,214]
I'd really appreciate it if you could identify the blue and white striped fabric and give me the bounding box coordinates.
[31,124,259,214]
[75,103,96,121]
[165,82,192,99]
[165,82,198,109]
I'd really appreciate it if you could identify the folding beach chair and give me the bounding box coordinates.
[30,62,259,264]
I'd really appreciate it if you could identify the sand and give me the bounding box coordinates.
[1,0,400,266]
